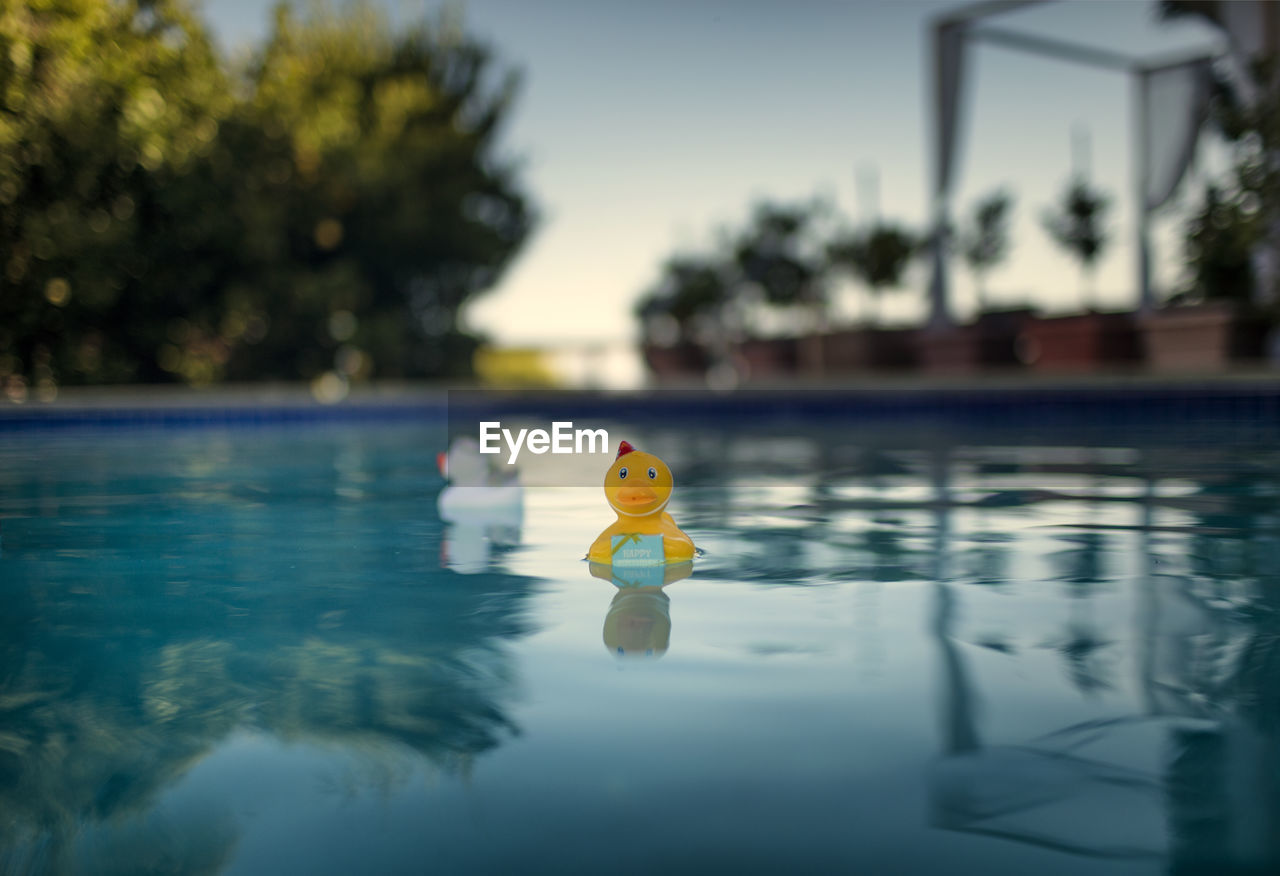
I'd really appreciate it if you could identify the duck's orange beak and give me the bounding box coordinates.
[616,485,659,507]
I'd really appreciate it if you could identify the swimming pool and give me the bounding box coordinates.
[1,391,1277,874]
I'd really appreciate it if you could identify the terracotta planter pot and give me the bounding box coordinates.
[870,327,920,370]
[812,328,920,374]
[916,311,1031,374]
[917,325,982,374]
[1017,312,1140,372]
[819,329,874,373]
[1139,302,1269,372]
[734,337,798,379]
[642,342,708,380]
[975,309,1035,367]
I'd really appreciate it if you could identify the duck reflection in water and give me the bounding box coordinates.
[589,561,692,658]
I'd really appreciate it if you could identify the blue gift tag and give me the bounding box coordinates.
[611,533,665,567]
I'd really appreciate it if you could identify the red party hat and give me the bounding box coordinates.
[616,440,636,459]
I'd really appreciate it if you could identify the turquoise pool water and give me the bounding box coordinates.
[1,416,1277,874]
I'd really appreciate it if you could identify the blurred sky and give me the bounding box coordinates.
[201,0,1224,348]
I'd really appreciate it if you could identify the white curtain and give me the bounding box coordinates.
[1142,58,1214,214]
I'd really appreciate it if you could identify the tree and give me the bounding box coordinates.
[731,200,828,318]
[826,222,918,324]
[1179,184,1259,304]
[959,189,1014,313]
[0,0,233,391]
[634,255,733,347]
[1041,178,1110,308]
[0,0,535,391]
[180,1,537,385]
[729,199,833,372]
[1161,1,1280,306]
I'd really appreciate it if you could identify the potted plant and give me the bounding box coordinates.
[730,200,826,377]
[1161,6,1280,311]
[824,220,919,372]
[634,256,726,382]
[965,189,1015,315]
[965,191,1033,368]
[1140,184,1269,370]
[1139,32,1280,370]
[1020,177,1139,371]
[919,189,1023,373]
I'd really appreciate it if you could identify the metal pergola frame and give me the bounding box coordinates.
[927,0,1224,326]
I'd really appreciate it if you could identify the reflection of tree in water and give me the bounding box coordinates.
[1183,456,1280,600]
[1157,600,1280,871]
[960,532,1011,588]
[1054,531,1106,589]
[697,522,819,583]
[1143,447,1280,871]
[1150,449,1280,715]
[1049,531,1115,696]
[13,804,241,876]
[0,517,533,871]
[859,519,918,582]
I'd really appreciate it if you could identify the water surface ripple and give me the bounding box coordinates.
[0,421,1276,874]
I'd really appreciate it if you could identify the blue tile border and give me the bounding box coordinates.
[442,385,1280,427]
[3,383,1280,434]
[0,401,446,432]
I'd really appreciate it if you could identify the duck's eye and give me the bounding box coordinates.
[647,467,657,480]
[618,467,628,479]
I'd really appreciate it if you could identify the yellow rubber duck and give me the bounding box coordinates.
[588,440,695,565]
